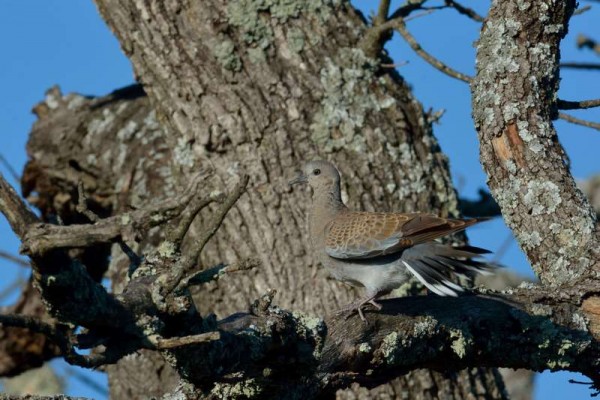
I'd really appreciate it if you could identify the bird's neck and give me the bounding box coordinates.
[310,186,346,238]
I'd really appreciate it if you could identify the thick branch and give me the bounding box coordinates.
[162,291,600,395]
[471,0,599,286]
[20,171,209,255]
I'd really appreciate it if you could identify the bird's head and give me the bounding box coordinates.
[289,160,341,193]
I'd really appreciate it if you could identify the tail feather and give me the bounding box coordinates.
[401,243,498,296]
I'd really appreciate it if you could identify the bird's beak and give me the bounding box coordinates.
[288,171,307,186]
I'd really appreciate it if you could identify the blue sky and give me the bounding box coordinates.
[0,1,598,398]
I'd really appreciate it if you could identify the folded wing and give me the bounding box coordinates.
[324,212,483,260]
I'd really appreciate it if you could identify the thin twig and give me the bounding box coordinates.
[381,61,409,69]
[184,174,249,268]
[184,258,261,287]
[561,62,600,70]
[394,19,472,83]
[168,190,226,247]
[0,153,20,184]
[0,250,29,268]
[558,98,600,110]
[404,9,436,22]
[444,0,484,22]
[573,5,592,15]
[559,113,600,131]
[492,231,515,264]
[155,331,220,349]
[165,175,250,295]
[389,0,428,20]
[76,181,100,223]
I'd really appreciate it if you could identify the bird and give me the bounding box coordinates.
[289,160,495,322]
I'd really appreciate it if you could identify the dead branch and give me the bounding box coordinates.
[0,153,20,184]
[19,171,210,255]
[558,98,600,110]
[393,19,472,83]
[162,174,250,296]
[0,173,39,238]
[561,62,600,70]
[155,332,221,350]
[184,258,261,287]
[444,0,485,22]
[559,113,600,131]
[0,250,29,268]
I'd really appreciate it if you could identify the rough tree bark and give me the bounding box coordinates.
[0,0,598,399]
[94,0,508,398]
[24,0,504,398]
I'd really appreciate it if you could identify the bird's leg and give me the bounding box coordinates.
[336,293,381,323]
[368,298,382,310]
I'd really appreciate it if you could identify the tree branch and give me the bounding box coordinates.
[559,113,600,131]
[0,173,39,238]
[0,153,20,183]
[161,174,250,296]
[160,291,600,395]
[444,0,485,22]
[393,19,472,83]
[0,250,29,268]
[20,171,210,255]
[561,62,600,70]
[374,0,391,26]
[558,98,600,110]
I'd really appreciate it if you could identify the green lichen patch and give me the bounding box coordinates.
[211,378,263,399]
[287,27,305,53]
[379,331,400,364]
[523,181,562,215]
[213,39,243,71]
[449,329,472,359]
[227,0,340,49]
[358,342,371,353]
[247,47,266,63]
[310,48,396,153]
[291,311,327,358]
[157,241,177,258]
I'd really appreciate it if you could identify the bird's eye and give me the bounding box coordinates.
[313,169,321,176]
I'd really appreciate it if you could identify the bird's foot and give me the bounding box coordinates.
[336,297,382,324]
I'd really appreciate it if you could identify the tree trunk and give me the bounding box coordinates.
[21,0,507,398]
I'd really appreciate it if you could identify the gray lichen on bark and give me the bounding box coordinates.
[471,0,599,285]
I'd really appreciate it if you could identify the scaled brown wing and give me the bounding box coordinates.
[324,211,481,260]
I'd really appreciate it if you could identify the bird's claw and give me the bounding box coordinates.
[335,299,382,324]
